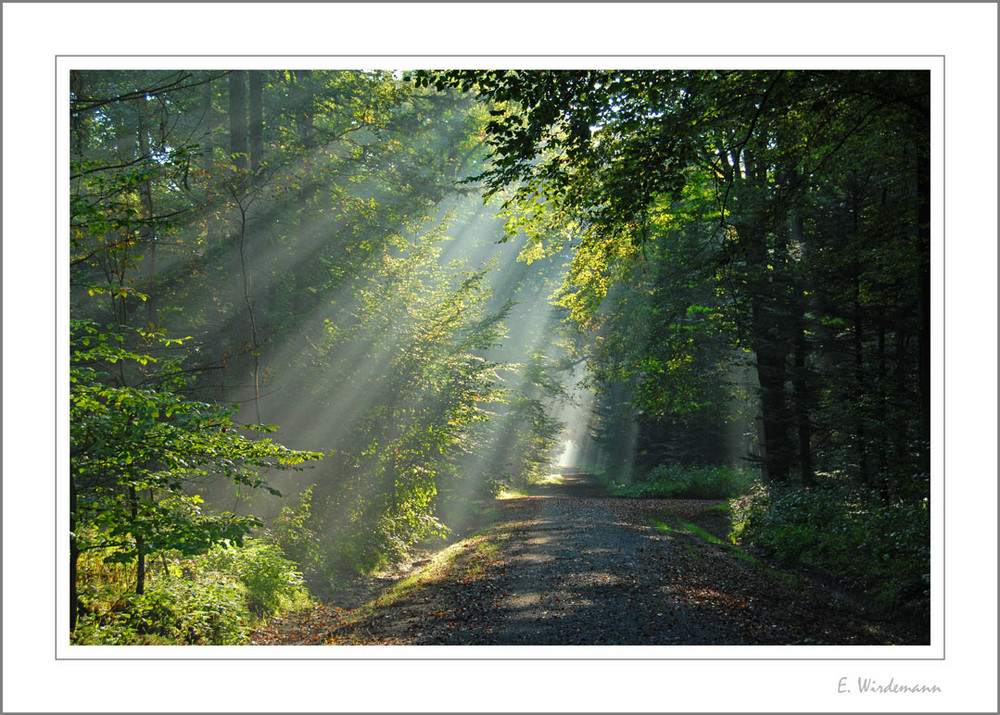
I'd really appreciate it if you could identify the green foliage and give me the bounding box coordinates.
[73,573,249,645]
[731,481,930,619]
[69,68,552,634]
[480,351,566,491]
[70,318,323,632]
[72,537,310,644]
[291,227,521,574]
[271,485,321,577]
[202,538,310,615]
[413,70,694,231]
[727,479,769,545]
[422,69,930,492]
[607,464,755,500]
[68,68,931,643]
[128,574,250,645]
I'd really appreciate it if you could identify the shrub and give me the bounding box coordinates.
[72,537,312,645]
[131,575,250,644]
[72,567,250,645]
[728,478,768,543]
[202,538,310,615]
[607,464,755,500]
[731,480,930,620]
[271,485,321,576]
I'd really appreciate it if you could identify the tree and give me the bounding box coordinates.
[69,319,322,630]
[415,69,930,489]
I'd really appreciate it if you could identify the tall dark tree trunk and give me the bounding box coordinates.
[228,70,262,421]
[788,203,813,485]
[852,283,870,487]
[200,71,216,169]
[793,321,813,486]
[248,70,265,183]
[747,224,791,484]
[727,142,793,484]
[294,70,315,148]
[136,102,158,324]
[229,71,248,173]
[848,180,873,488]
[876,320,888,484]
[754,329,791,484]
[893,326,909,468]
[128,486,146,595]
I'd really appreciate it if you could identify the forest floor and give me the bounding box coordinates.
[248,471,922,646]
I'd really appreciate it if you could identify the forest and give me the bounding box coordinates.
[69,68,930,645]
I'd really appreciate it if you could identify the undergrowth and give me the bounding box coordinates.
[729,480,930,622]
[605,464,754,500]
[72,537,311,645]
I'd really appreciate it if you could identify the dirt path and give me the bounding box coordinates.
[250,471,916,646]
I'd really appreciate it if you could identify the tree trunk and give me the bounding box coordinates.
[227,72,264,421]
[70,71,88,160]
[128,485,146,595]
[749,242,791,483]
[248,70,265,183]
[788,204,813,485]
[136,102,158,324]
[200,71,216,169]
[743,220,792,484]
[893,326,909,468]
[294,70,315,147]
[755,334,791,483]
[229,71,248,173]
[793,324,813,485]
[853,268,871,487]
[876,320,888,483]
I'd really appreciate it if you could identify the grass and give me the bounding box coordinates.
[655,514,810,588]
[326,521,517,637]
[650,516,727,545]
[497,472,564,500]
[496,486,531,499]
[650,515,756,566]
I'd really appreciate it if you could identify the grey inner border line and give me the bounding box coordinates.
[56,55,945,661]
[60,53,944,57]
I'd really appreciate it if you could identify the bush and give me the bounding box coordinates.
[72,568,250,645]
[731,480,930,620]
[607,464,755,500]
[271,485,322,577]
[202,538,310,615]
[72,537,312,645]
[132,575,250,644]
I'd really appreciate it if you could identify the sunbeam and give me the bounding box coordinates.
[67,67,933,652]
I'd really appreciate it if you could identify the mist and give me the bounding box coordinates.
[70,68,805,605]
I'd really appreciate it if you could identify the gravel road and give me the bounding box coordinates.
[251,471,917,646]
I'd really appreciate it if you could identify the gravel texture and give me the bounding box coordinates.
[249,472,919,646]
